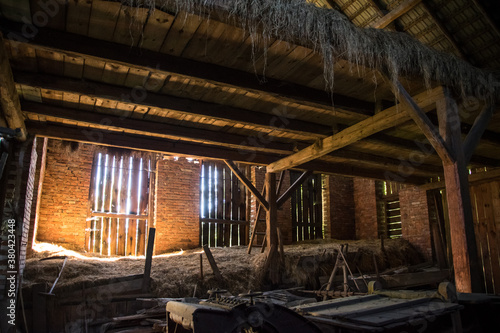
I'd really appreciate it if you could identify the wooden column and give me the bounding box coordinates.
[265,172,278,251]
[437,90,483,293]
[265,172,280,283]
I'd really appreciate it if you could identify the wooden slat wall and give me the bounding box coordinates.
[200,161,248,247]
[291,172,323,242]
[86,151,152,256]
[470,179,500,294]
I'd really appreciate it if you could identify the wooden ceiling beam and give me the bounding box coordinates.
[20,100,294,154]
[266,86,444,173]
[0,20,375,116]
[25,121,430,184]
[14,72,331,138]
[0,33,26,140]
[22,99,443,177]
[370,0,421,29]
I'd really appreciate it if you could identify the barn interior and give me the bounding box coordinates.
[1,0,500,332]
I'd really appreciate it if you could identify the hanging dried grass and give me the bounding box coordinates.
[121,0,499,102]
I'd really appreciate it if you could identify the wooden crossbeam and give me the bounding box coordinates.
[21,101,294,154]
[463,105,495,164]
[266,86,444,173]
[371,0,421,29]
[392,80,454,165]
[224,160,269,211]
[0,33,26,140]
[277,171,313,208]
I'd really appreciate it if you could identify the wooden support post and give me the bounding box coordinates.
[265,172,279,283]
[142,228,155,292]
[437,89,483,293]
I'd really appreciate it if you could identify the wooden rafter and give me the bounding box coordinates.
[470,0,500,41]
[0,33,26,140]
[370,0,421,29]
[224,160,269,211]
[266,86,444,173]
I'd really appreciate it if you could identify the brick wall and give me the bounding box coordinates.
[354,178,378,240]
[36,140,94,250]
[154,157,200,253]
[400,185,433,260]
[323,175,355,239]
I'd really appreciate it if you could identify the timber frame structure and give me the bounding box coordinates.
[1,0,500,294]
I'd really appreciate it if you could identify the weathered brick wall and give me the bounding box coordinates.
[323,175,355,239]
[400,185,432,260]
[154,157,200,253]
[36,140,94,250]
[354,178,379,240]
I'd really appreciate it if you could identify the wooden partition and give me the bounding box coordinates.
[200,161,248,247]
[469,178,500,294]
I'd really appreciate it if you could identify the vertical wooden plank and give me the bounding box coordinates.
[224,166,232,246]
[137,219,146,256]
[239,167,248,245]
[303,178,310,240]
[470,185,491,292]
[127,219,137,256]
[139,158,150,216]
[109,217,118,255]
[117,218,126,256]
[216,163,224,246]
[265,172,279,283]
[103,154,112,212]
[94,217,102,254]
[101,217,110,256]
[202,162,209,246]
[208,162,216,247]
[129,158,140,215]
[120,156,130,214]
[481,183,500,294]
[297,175,303,241]
[231,168,240,246]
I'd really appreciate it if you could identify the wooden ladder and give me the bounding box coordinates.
[247,171,285,254]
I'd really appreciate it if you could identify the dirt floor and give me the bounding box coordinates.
[23,238,424,298]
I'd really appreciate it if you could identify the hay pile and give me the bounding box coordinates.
[122,0,499,102]
[23,238,423,297]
